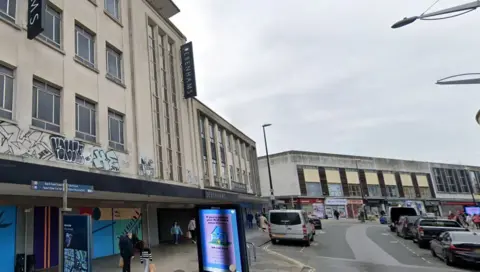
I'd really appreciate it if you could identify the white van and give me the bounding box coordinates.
[268,209,315,246]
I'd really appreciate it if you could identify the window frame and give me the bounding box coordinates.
[31,79,61,133]
[75,24,96,67]
[75,97,97,142]
[40,4,62,48]
[0,0,16,22]
[104,0,120,20]
[107,110,125,151]
[0,64,14,120]
[106,44,123,82]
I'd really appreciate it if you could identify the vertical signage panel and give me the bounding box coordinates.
[63,214,92,272]
[181,42,198,99]
[27,0,46,40]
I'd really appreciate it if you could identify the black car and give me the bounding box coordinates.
[308,215,322,229]
[411,218,467,248]
[431,231,480,266]
[396,215,420,239]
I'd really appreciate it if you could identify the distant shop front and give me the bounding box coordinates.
[347,199,364,219]
[325,198,347,218]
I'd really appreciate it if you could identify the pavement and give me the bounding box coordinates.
[266,219,475,272]
[88,228,303,272]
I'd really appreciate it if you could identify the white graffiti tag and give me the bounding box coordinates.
[91,149,120,172]
[0,122,54,160]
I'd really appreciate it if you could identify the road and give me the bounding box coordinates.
[265,220,474,272]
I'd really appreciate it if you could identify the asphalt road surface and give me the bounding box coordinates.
[266,220,475,272]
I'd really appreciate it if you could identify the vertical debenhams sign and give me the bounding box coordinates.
[27,0,46,40]
[180,42,197,99]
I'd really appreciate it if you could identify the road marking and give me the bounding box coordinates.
[311,242,319,246]
[382,233,390,236]
[390,240,398,243]
[299,246,305,252]
[263,242,316,271]
[317,230,326,234]
[387,232,437,265]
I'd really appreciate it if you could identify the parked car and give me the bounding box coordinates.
[430,231,480,266]
[388,207,418,232]
[308,215,322,230]
[268,209,315,246]
[396,215,420,239]
[411,218,468,248]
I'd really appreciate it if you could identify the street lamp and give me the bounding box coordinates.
[354,159,368,221]
[391,1,480,29]
[262,123,275,209]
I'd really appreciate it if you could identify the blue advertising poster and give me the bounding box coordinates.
[198,208,243,272]
[63,214,92,272]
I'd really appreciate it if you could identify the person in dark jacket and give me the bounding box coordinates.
[119,232,134,272]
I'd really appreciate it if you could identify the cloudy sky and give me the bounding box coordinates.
[171,0,480,165]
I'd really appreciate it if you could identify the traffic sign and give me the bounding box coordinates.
[31,181,94,193]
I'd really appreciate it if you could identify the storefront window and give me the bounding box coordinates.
[367,185,381,197]
[306,182,322,197]
[386,185,398,197]
[419,187,431,198]
[403,186,416,198]
[348,184,361,196]
[328,184,343,196]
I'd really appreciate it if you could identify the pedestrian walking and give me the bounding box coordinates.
[170,221,183,244]
[473,214,480,229]
[139,241,156,272]
[247,212,254,229]
[333,210,340,220]
[119,232,134,272]
[188,217,197,244]
[258,213,268,232]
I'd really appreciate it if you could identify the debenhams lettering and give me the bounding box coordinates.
[27,0,46,40]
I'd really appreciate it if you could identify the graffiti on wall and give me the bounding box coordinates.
[138,157,155,177]
[0,122,125,172]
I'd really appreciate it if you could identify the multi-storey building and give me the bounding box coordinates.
[258,151,480,219]
[191,99,263,213]
[0,0,264,270]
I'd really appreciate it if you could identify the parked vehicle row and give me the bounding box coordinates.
[394,215,480,267]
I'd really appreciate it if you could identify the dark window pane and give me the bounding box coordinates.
[0,109,12,119]
[109,118,119,142]
[32,89,37,117]
[89,39,95,64]
[0,76,4,108]
[32,118,44,129]
[119,121,124,144]
[43,12,54,40]
[77,33,90,59]
[37,91,53,122]
[91,110,96,136]
[53,95,60,124]
[78,106,90,133]
[46,123,60,133]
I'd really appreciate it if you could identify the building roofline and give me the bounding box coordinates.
[193,98,256,146]
[143,0,187,40]
[258,150,479,169]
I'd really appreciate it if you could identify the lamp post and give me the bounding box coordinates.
[262,124,275,209]
[354,160,368,221]
[391,1,480,29]
[464,166,478,207]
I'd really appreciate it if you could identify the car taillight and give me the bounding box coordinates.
[302,225,307,235]
[450,244,472,251]
[418,227,424,236]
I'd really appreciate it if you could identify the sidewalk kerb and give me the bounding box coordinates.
[262,243,316,272]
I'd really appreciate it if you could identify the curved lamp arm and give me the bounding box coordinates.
[436,73,480,85]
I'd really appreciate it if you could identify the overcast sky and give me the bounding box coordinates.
[171,0,480,165]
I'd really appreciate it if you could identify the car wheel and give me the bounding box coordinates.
[305,238,311,247]
[443,250,453,266]
[271,239,277,245]
[431,248,436,257]
[418,240,426,249]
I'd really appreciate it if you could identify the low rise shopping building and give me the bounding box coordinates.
[258,150,480,219]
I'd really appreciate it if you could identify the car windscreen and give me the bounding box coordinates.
[452,233,480,243]
[270,212,302,225]
[419,220,461,227]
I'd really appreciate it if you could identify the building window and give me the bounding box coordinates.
[229,165,234,181]
[218,128,225,164]
[75,97,96,142]
[106,45,122,82]
[226,133,231,152]
[212,160,217,177]
[233,138,237,154]
[104,0,120,20]
[457,169,470,193]
[419,187,431,198]
[221,163,227,179]
[386,185,399,197]
[237,168,242,183]
[348,184,361,197]
[203,157,208,177]
[328,184,343,197]
[40,5,61,48]
[108,110,124,151]
[167,149,173,180]
[403,186,416,198]
[32,79,60,133]
[0,65,14,120]
[177,153,182,181]
[306,182,322,197]
[367,185,381,197]
[0,0,16,22]
[75,24,95,67]
[434,168,446,192]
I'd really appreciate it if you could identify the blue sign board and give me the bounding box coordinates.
[31,181,94,193]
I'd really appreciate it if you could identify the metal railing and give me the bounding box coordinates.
[246,242,256,268]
